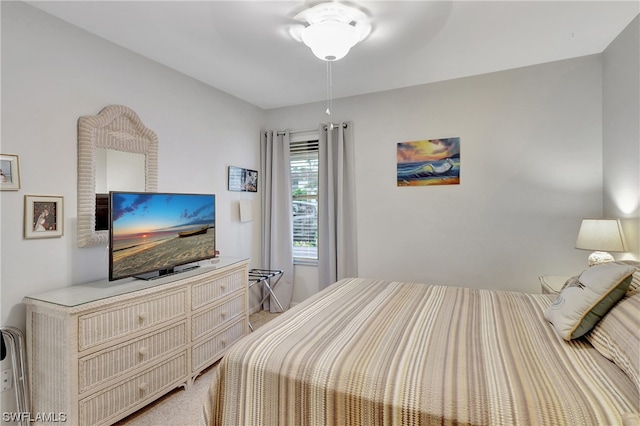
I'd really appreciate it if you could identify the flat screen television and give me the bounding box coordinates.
[109,191,216,281]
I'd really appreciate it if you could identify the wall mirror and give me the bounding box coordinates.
[95,148,146,194]
[77,105,158,247]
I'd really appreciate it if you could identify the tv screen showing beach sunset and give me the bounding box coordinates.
[109,192,215,281]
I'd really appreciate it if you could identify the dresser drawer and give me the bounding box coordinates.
[78,290,187,351]
[192,319,247,372]
[79,352,187,426]
[79,321,187,393]
[192,269,245,310]
[192,292,246,341]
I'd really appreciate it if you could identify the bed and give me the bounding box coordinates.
[203,262,639,425]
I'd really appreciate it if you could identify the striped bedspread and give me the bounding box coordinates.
[205,278,639,425]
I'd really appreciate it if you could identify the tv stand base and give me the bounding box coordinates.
[135,264,200,281]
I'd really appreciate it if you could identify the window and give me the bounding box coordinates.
[290,139,318,261]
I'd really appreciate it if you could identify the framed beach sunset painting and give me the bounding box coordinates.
[397,138,460,186]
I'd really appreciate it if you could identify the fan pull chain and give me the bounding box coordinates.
[326,61,334,129]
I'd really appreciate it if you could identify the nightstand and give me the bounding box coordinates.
[538,275,570,294]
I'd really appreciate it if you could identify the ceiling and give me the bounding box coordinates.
[26,1,639,110]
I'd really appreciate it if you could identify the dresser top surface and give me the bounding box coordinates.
[24,257,248,308]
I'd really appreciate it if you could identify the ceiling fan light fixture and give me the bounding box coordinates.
[302,20,359,61]
[293,2,370,61]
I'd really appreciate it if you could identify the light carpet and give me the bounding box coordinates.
[114,310,280,426]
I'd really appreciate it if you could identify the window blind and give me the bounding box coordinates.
[290,140,319,259]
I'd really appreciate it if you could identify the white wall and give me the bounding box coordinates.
[267,55,606,298]
[0,2,264,334]
[603,16,640,258]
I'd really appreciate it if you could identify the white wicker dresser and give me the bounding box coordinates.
[23,257,249,426]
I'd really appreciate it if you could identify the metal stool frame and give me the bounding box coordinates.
[248,269,284,331]
[1,327,30,426]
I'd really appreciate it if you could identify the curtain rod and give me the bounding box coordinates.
[323,123,348,131]
[269,123,348,137]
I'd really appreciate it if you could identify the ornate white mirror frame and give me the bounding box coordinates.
[77,105,158,248]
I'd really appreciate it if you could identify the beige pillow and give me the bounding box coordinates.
[586,291,640,391]
[544,263,635,340]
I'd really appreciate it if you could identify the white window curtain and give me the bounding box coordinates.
[318,122,358,289]
[260,131,294,312]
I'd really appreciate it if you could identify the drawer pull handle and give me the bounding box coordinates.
[139,382,148,392]
[139,312,148,321]
[139,347,148,357]
[221,339,227,346]
[220,311,227,318]
[220,285,227,291]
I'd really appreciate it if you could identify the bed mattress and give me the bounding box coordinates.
[205,277,638,425]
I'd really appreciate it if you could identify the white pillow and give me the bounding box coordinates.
[544,263,635,340]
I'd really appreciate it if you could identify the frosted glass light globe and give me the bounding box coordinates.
[301,20,359,61]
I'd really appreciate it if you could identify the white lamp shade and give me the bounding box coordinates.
[301,20,359,61]
[575,218,627,252]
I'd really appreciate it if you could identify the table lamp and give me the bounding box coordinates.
[575,218,627,266]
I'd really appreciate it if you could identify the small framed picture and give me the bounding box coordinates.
[0,154,21,190]
[244,169,258,192]
[228,166,258,193]
[24,195,64,239]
